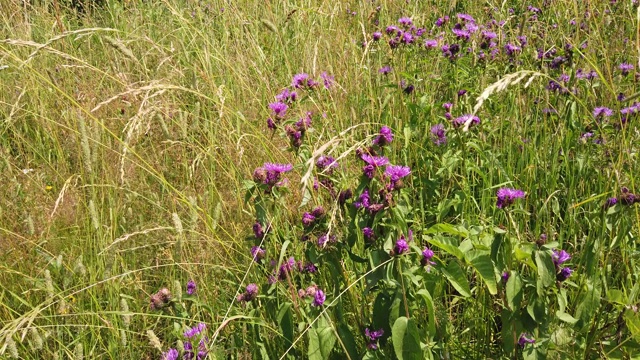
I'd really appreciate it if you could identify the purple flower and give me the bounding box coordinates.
[303,262,317,274]
[361,154,389,167]
[431,124,447,145]
[424,39,438,48]
[268,102,288,119]
[593,107,613,118]
[398,17,413,27]
[292,73,310,88]
[244,283,259,301]
[354,189,371,209]
[501,271,510,283]
[557,267,573,282]
[505,43,522,56]
[373,126,394,146]
[312,289,326,306]
[421,247,436,267]
[457,13,476,23]
[184,323,206,338]
[552,249,571,267]
[394,238,409,255]
[251,246,266,262]
[186,280,196,295]
[518,333,535,347]
[320,72,334,89]
[452,28,471,41]
[435,16,449,27]
[316,155,338,172]
[458,89,467,97]
[496,187,525,208]
[302,212,316,227]
[365,328,384,349]
[452,114,480,128]
[363,227,375,241]
[620,187,638,205]
[162,348,179,360]
[276,88,297,103]
[443,102,453,111]
[385,165,411,182]
[253,221,264,239]
[619,63,634,75]
[378,66,392,75]
[372,32,382,41]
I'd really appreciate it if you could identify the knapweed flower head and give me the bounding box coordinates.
[421,247,436,268]
[363,227,375,241]
[361,154,389,178]
[373,126,394,146]
[316,155,338,173]
[552,249,571,267]
[518,333,535,347]
[278,257,297,280]
[501,271,510,283]
[496,187,525,208]
[292,73,317,88]
[320,72,334,89]
[372,31,382,41]
[312,289,326,307]
[365,328,384,350]
[162,348,179,360]
[302,212,316,227]
[394,238,409,255]
[398,17,412,27]
[253,221,264,239]
[431,124,447,145]
[251,246,266,262]
[593,106,613,119]
[378,66,392,75]
[452,114,480,128]
[317,233,337,247]
[276,88,297,103]
[255,163,293,189]
[150,288,172,310]
[619,62,634,75]
[184,323,206,338]
[385,165,411,183]
[557,267,573,282]
[244,283,259,301]
[354,189,371,209]
[268,102,288,119]
[620,187,639,205]
[186,280,196,295]
[424,39,438,48]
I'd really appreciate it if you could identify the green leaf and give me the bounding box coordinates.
[556,310,578,324]
[466,251,497,295]
[624,309,640,342]
[424,223,468,237]
[336,323,359,360]
[308,316,337,360]
[575,281,601,331]
[416,289,436,336]
[441,260,471,297]
[277,302,294,347]
[392,317,422,360]
[428,236,464,260]
[506,272,523,310]
[534,250,555,288]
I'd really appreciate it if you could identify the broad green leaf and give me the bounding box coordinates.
[506,272,523,310]
[392,317,422,360]
[424,223,468,237]
[417,289,436,336]
[534,250,555,287]
[277,303,294,347]
[441,261,471,297]
[428,236,464,260]
[466,251,497,295]
[625,309,640,342]
[308,316,337,360]
[556,310,578,324]
[575,282,601,331]
[336,323,359,360]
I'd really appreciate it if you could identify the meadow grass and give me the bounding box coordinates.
[1,0,639,359]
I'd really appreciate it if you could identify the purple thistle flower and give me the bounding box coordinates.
[302,212,316,227]
[619,62,634,75]
[363,227,375,241]
[320,72,334,89]
[557,267,573,282]
[424,39,438,48]
[504,43,522,56]
[552,249,571,267]
[452,114,480,128]
[385,165,411,182]
[458,89,467,97]
[186,280,196,295]
[316,155,338,172]
[593,107,613,118]
[244,283,259,301]
[394,238,409,255]
[443,102,453,111]
[275,88,297,103]
[162,348,179,360]
[361,154,390,167]
[253,221,264,239]
[354,189,371,209]
[501,271,510,283]
[312,289,326,306]
[251,246,266,262]
[268,102,288,119]
[373,126,394,146]
[431,124,447,146]
[184,323,206,338]
[292,73,310,88]
[372,32,382,41]
[385,25,398,35]
[365,327,384,349]
[518,333,535,347]
[452,28,471,41]
[457,13,476,23]
[421,247,436,268]
[378,66,392,75]
[398,17,413,27]
[435,16,448,27]
[303,262,317,274]
[496,187,525,208]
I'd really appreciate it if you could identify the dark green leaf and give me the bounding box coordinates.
[441,260,471,297]
[308,316,337,360]
[392,317,422,360]
[466,251,497,295]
